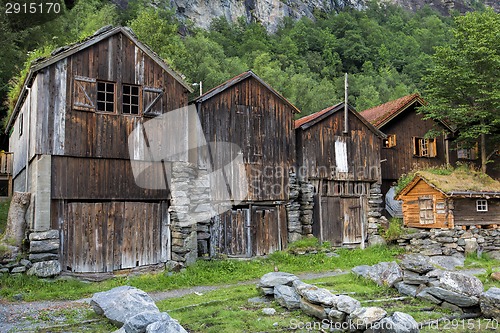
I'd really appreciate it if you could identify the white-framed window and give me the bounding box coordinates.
[476,199,488,212]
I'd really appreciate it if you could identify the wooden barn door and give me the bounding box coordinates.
[216,208,251,257]
[215,205,287,257]
[251,205,287,256]
[313,196,343,246]
[313,195,367,246]
[62,201,169,273]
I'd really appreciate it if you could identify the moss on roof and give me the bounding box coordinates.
[416,167,500,193]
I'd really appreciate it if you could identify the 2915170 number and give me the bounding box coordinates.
[5,2,61,14]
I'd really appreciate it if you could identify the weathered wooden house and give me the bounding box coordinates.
[192,71,299,257]
[6,26,194,273]
[396,170,500,229]
[295,103,385,246]
[360,94,455,197]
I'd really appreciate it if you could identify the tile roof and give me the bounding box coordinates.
[360,93,424,128]
[294,103,342,129]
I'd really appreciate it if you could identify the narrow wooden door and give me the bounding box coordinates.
[217,208,251,257]
[313,196,343,246]
[341,197,364,244]
[251,206,285,256]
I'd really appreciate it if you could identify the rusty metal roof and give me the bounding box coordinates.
[294,102,386,138]
[192,70,301,114]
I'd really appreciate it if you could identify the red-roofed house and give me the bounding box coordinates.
[360,94,455,214]
[295,103,385,247]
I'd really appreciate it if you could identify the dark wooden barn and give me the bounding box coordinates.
[6,26,193,273]
[360,94,455,196]
[396,170,500,229]
[295,103,385,247]
[192,71,299,257]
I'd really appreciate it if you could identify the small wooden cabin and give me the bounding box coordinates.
[360,94,454,197]
[396,170,500,228]
[295,103,385,246]
[192,70,299,257]
[6,26,192,273]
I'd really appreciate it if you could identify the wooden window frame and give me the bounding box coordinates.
[418,195,435,224]
[122,84,141,115]
[73,76,97,111]
[143,86,164,116]
[383,134,396,148]
[19,113,23,137]
[96,81,116,113]
[457,143,479,160]
[413,137,437,158]
[476,199,488,212]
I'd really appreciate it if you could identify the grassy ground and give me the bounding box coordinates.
[2,245,499,332]
[0,245,403,301]
[0,198,10,234]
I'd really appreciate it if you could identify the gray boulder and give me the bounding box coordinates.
[27,260,61,277]
[400,254,433,274]
[439,271,483,297]
[328,309,346,322]
[29,239,59,253]
[480,287,500,320]
[146,319,188,333]
[348,307,387,330]
[335,295,361,314]
[262,308,276,315]
[370,261,404,287]
[367,311,419,333]
[274,285,301,310]
[429,255,464,271]
[259,272,298,288]
[292,280,336,306]
[368,235,387,247]
[394,282,419,297]
[123,312,170,333]
[299,298,328,319]
[91,286,159,326]
[352,265,373,278]
[416,289,442,304]
[403,270,429,285]
[426,287,479,307]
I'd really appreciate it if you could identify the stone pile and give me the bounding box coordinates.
[352,254,488,314]
[286,172,302,242]
[258,272,419,333]
[91,286,187,333]
[397,227,500,257]
[27,229,61,277]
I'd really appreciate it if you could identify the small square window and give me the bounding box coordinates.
[122,84,140,115]
[383,134,396,148]
[97,81,115,112]
[476,200,488,212]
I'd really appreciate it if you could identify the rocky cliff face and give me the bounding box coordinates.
[166,0,498,32]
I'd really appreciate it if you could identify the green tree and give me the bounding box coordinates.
[422,9,500,172]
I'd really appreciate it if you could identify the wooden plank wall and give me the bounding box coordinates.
[297,111,381,182]
[198,77,295,202]
[400,179,452,228]
[59,201,164,272]
[453,198,500,225]
[379,105,449,181]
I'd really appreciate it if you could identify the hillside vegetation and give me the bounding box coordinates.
[1,0,459,121]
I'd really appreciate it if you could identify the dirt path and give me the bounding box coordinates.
[0,270,347,332]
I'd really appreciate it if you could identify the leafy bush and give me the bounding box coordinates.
[381,218,404,243]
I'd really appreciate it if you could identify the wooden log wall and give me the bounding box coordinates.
[297,111,381,182]
[198,77,295,202]
[453,198,500,225]
[379,105,449,182]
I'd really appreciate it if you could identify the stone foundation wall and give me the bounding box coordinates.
[397,226,500,256]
